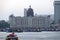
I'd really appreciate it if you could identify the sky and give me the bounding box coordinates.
[54,0,60,1]
[0,0,54,21]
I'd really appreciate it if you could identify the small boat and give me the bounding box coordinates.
[6,37,18,40]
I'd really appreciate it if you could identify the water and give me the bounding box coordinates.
[0,31,60,40]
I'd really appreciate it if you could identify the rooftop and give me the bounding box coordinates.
[55,0,60,1]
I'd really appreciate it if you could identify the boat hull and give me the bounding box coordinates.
[6,37,18,40]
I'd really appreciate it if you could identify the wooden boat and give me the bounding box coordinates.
[6,37,18,40]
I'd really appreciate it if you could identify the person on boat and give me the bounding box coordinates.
[7,32,17,37]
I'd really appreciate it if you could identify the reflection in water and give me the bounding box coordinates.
[0,32,60,40]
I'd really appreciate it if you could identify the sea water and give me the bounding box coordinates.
[0,31,60,40]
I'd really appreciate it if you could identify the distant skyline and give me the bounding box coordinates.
[0,0,54,20]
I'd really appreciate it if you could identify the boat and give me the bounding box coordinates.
[6,37,18,40]
[6,32,18,40]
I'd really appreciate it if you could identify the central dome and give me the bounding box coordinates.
[27,5,34,17]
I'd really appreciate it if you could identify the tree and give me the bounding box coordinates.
[0,20,10,28]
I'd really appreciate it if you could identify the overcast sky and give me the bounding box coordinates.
[0,0,54,21]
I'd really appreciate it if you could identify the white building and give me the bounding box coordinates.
[9,14,50,30]
[9,6,51,30]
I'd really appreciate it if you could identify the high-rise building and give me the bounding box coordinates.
[27,5,34,17]
[54,0,60,23]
